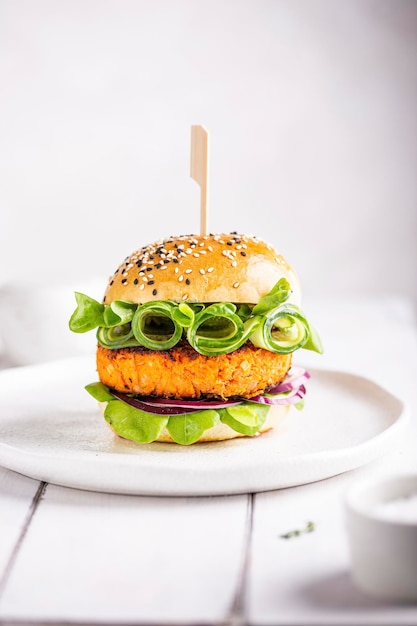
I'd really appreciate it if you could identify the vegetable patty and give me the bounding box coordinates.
[97,342,292,400]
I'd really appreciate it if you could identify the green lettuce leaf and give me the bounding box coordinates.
[218,403,270,436]
[166,410,220,445]
[84,381,274,443]
[103,300,137,327]
[252,278,292,315]
[85,381,114,402]
[69,293,105,333]
[104,400,169,444]
[301,323,323,354]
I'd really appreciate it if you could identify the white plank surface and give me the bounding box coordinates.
[0,297,416,625]
[247,296,417,626]
[0,485,249,624]
[0,467,41,583]
[248,463,417,625]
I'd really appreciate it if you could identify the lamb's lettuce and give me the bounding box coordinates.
[166,410,220,445]
[69,292,105,333]
[218,403,269,436]
[104,400,169,444]
[252,278,292,315]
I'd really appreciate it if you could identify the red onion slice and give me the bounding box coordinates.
[110,390,241,415]
[267,367,310,394]
[249,385,306,406]
[110,368,310,415]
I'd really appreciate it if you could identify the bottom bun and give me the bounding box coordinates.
[98,402,291,444]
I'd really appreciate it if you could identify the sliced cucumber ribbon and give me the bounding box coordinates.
[96,325,140,349]
[69,278,323,355]
[186,303,262,356]
[130,301,183,350]
[250,304,310,353]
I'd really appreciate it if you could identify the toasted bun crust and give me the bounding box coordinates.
[103,233,301,305]
[99,402,291,443]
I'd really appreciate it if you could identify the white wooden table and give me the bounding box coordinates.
[0,296,416,626]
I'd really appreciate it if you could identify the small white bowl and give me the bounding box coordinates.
[345,474,417,602]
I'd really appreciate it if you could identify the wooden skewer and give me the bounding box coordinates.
[190,125,209,236]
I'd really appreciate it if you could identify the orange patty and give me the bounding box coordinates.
[96,343,292,400]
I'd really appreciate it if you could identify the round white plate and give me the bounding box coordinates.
[0,357,407,496]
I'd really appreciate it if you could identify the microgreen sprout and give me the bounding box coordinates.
[280,521,316,539]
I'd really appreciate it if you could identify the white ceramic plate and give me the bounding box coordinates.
[0,357,407,496]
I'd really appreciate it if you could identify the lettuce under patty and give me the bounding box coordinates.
[86,381,273,445]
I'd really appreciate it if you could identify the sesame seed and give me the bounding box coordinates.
[175,267,179,273]
[139,284,145,290]
[207,267,214,272]
[121,279,127,284]
[208,246,213,252]
[185,268,192,274]
[152,289,157,296]
[148,280,155,285]
[134,278,139,285]
[182,294,188,300]
[185,278,191,285]
[178,275,184,282]
[231,261,237,267]
[200,269,205,275]
[233,282,240,288]
[240,251,247,256]
[193,253,200,258]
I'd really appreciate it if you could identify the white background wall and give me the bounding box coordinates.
[1,0,416,304]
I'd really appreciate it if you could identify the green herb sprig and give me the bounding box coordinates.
[280,521,316,539]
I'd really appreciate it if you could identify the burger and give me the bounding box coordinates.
[69,232,322,445]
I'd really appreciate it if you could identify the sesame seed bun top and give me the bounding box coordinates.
[103,233,301,305]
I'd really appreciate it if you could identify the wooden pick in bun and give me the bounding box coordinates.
[69,232,322,445]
